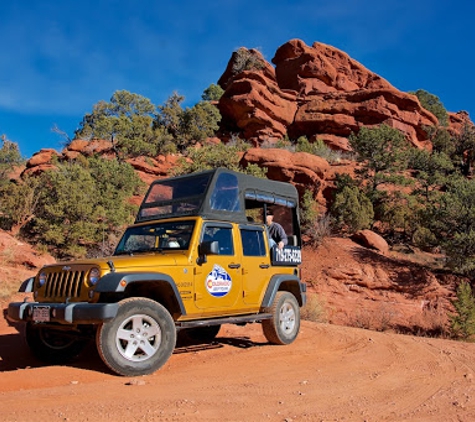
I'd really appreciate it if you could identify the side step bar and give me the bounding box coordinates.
[176,313,273,330]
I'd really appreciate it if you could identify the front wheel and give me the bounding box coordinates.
[262,292,300,345]
[25,323,87,364]
[96,298,176,376]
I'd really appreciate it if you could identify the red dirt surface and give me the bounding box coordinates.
[2,298,475,422]
[1,230,473,421]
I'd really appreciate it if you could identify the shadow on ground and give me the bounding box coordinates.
[1,307,268,374]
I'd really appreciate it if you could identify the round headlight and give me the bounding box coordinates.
[38,272,47,287]
[89,268,100,285]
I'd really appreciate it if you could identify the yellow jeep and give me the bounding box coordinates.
[8,168,306,376]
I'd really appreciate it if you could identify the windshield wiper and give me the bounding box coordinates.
[115,248,164,256]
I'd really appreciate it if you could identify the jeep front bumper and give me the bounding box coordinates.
[8,301,119,325]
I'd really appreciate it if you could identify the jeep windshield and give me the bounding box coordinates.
[114,220,196,255]
[137,173,212,221]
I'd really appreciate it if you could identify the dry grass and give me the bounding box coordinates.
[348,303,399,332]
[390,244,446,271]
[0,257,35,302]
[404,303,450,338]
[301,293,327,323]
[0,247,15,266]
[0,269,22,300]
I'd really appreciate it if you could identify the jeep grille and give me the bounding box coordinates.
[43,270,85,299]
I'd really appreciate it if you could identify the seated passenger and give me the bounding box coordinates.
[167,239,180,248]
[266,209,288,249]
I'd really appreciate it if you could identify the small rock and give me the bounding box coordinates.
[125,379,146,386]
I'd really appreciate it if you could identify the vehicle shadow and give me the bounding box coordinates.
[0,308,107,374]
[1,308,268,374]
[174,334,267,354]
[0,330,106,374]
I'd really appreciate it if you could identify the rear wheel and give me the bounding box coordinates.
[262,292,300,345]
[25,323,87,363]
[96,298,176,376]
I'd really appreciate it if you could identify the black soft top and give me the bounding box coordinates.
[136,168,299,224]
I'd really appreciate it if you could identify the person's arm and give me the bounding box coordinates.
[276,223,288,249]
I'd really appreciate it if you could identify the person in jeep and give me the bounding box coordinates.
[266,208,288,249]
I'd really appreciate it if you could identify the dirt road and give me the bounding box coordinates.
[1,309,475,422]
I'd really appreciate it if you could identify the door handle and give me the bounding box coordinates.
[259,264,270,269]
[228,263,241,269]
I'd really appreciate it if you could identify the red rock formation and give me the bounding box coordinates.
[448,110,472,137]
[272,39,391,94]
[240,147,330,206]
[26,149,61,167]
[218,39,444,150]
[19,140,182,186]
[218,49,297,142]
[125,155,182,184]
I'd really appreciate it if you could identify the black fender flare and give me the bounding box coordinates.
[95,272,186,315]
[261,274,306,308]
[19,277,35,293]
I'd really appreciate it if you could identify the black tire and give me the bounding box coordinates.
[25,323,87,364]
[182,325,221,343]
[96,298,176,377]
[262,291,300,345]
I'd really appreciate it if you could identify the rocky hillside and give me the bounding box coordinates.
[4,38,474,334]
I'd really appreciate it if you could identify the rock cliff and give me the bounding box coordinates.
[218,39,455,150]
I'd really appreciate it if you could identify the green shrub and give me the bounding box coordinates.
[181,101,221,144]
[412,227,438,252]
[202,84,224,101]
[451,282,475,340]
[411,89,449,126]
[29,158,142,258]
[299,190,319,229]
[0,138,23,185]
[331,186,374,233]
[75,90,160,157]
[295,136,343,163]
[350,124,408,193]
[173,142,261,178]
[423,176,475,275]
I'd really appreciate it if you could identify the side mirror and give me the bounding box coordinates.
[197,240,219,265]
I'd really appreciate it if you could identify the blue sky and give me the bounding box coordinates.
[1,0,474,158]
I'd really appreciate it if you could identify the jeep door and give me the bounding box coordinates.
[194,223,242,309]
[239,225,271,306]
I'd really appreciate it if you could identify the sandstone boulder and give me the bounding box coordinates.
[126,155,181,184]
[26,149,61,167]
[351,229,389,255]
[241,147,330,203]
[66,139,115,156]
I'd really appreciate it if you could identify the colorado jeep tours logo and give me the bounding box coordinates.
[205,264,232,297]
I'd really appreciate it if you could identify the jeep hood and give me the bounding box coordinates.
[40,252,190,274]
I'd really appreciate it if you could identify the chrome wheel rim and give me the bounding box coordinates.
[279,301,296,334]
[116,314,161,362]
